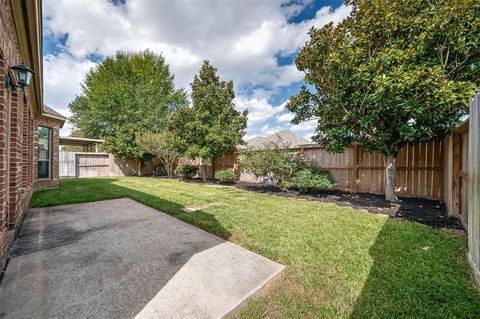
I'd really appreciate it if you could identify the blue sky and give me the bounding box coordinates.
[42,0,349,139]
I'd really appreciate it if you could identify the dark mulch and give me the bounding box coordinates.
[235,182,465,233]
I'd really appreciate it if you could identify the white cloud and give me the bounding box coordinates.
[42,0,350,136]
[291,119,317,132]
[260,123,287,135]
[234,96,286,127]
[276,112,295,123]
[43,53,96,115]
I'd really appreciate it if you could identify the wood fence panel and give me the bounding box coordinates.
[462,131,469,221]
[303,147,355,191]
[301,140,443,199]
[468,93,480,283]
[213,151,236,174]
[59,151,76,178]
[443,135,454,215]
[443,122,469,226]
[357,148,384,194]
[76,153,110,178]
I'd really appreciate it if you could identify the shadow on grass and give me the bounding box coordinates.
[349,219,480,318]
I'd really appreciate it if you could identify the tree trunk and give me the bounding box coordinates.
[199,158,207,181]
[384,154,397,202]
[137,160,142,177]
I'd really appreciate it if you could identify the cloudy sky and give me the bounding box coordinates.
[43,0,350,140]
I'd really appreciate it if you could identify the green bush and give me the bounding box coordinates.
[238,145,303,190]
[175,165,198,179]
[239,145,335,192]
[292,164,335,194]
[215,169,235,183]
[154,165,167,177]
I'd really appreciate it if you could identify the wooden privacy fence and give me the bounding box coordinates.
[443,121,469,226]
[60,152,111,178]
[467,93,480,284]
[300,141,443,200]
[59,151,161,178]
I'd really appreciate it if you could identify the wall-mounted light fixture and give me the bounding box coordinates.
[5,63,34,89]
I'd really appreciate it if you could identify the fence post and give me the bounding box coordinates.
[75,153,79,178]
[468,93,480,284]
[353,144,359,192]
[452,133,462,215]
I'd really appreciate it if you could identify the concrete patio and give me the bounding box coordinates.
[0,198,284,319]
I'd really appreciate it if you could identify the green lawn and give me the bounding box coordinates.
[31,177,480,318]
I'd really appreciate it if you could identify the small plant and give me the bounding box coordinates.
[175,165,198,179]
[215,168,235,184]
[154,165,167,177]
[292,164,335,194]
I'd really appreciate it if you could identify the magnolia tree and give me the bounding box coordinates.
[136,131,179,177]
[287,0,479,201]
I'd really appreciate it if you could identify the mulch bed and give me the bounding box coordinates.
[235,182,465,234]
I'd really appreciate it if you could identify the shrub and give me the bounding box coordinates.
[292,164,335,194]
[175,165,198,179]
[238,145,303,190]
[215,169,235,183]
[154,165,167,177]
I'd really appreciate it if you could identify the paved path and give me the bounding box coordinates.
[0,198,284,319]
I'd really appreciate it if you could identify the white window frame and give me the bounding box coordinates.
[38,126,52,180]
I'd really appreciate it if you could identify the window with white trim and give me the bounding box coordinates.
[38,126,52,179]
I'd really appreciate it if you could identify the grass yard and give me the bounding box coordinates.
[31,177,480,318]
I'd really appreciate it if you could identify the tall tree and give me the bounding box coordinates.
[167,60,248,179]
[69,50,187,174]
[287,0,479,201]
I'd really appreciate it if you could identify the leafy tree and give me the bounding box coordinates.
[287,0,479,201]
[238,145,303,190]
[69,50,187,175]
[136,131,180,177]
[167,60,248,179]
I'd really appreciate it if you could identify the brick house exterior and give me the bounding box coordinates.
[1,0,65,271]
[34,107,65,189]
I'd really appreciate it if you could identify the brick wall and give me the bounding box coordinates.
[0,0,42,271]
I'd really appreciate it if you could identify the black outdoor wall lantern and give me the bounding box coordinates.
[5,63,35,89]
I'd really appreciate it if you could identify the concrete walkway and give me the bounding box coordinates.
[0,198,284,319]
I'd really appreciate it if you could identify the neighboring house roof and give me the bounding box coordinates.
[43,105,66,119]
[42,105,67,126]
[242,130,310,149]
